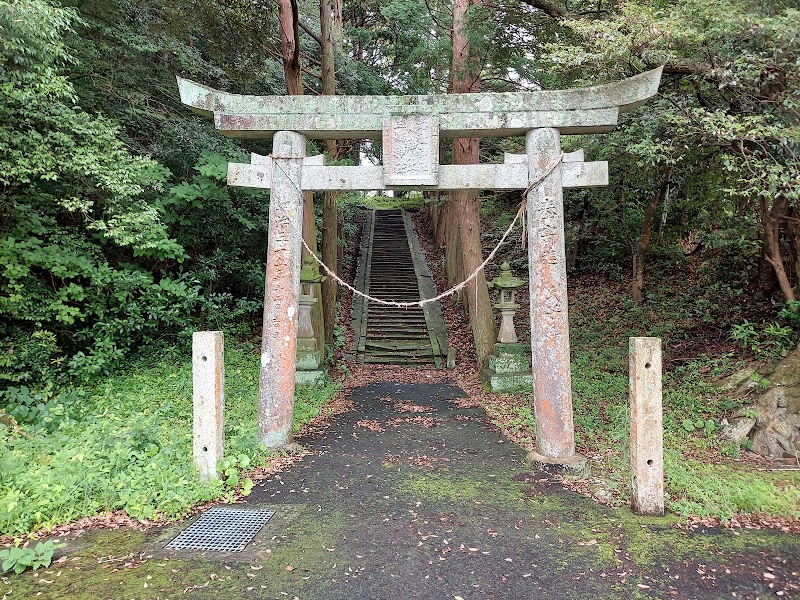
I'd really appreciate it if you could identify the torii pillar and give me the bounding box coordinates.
[177,67,662,457]
[526,128,579,466]
[258,131,306,447]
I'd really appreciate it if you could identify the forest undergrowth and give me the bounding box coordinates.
[0,347,340,540]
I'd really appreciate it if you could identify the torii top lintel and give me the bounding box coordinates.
[177,67,663,140]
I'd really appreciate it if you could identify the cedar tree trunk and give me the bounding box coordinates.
[320,0,340,346]
[278,0,325,343]
[451,0,496,366]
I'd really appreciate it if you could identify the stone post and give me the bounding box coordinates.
[193,331,224,480]
[258,131,306,448]
[629,337,664,515]
[525,128,583,468]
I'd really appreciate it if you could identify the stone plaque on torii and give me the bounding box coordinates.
[177,67,662,465]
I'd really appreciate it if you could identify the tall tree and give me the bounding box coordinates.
[277,0,303,95]
[448,0,496,366]
[320,0,340,346]
[276,0,326,343]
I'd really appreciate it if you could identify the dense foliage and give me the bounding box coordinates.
[0,0,276,387]
[542,0,800,305]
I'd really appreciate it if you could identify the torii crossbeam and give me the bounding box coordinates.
[178,67,663,467]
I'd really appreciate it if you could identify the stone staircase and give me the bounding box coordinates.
[353,209,449,367]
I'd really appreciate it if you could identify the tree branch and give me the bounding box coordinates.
[301,51,323,66]
[517,0,569,19]
[299,20,322,45]
[301,65,322,80]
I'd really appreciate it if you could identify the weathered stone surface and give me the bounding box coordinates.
[258,131,305,449]
[296,338,323,371]
[721,417,757,444]
[736,386,800,458]
[297,297,316,340]
[177,68,663,139]
[488,352,531,375]
[629,337,664,516]
[717,368,757,391]
[177,66,665,466]
[295,369,327,386]
[227,160,608,191]
[483,371,534,393]
[192,331,224,480]
[718,347,800,458]
[496,307,519,344]
[403,211,450,366]
[505,149,584,164]
[526,127,577,461]
[383,116,439,187]
[525,450,588,474]
[495,342,531,356]
[216,109,622,139]
[484,342,534,392]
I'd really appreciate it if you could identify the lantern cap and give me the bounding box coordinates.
[488,262,526,289]
[299,256,326,283]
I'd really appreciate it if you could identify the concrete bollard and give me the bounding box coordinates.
[193,331,225,480]
[629,337,664,515]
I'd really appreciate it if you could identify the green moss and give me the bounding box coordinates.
[0,507,345,599]
[349,194,424,211]
[395,469,523,504]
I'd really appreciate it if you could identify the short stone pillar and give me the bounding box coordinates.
[296,257,327,385]
[192,331,224,480]
[629,337,664,516]
[483,263,533,392]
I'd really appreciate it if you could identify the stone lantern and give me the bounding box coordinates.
[295,257,327,385]
[483,261,533,393]
[488,261,525,344]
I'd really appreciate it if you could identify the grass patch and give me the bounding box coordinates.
[565,348,800,520]
[665,455,800,520]
[346,193,424,211]
[561,273,800,521]
[0,345,339,536]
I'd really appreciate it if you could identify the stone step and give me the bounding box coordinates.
[364,327,430,340]
[363,357,436,365]
[365,341,433,351]
[356,208,448,368]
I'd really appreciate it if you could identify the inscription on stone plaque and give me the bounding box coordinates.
[382,116,439,187]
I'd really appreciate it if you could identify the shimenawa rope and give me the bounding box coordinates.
[271,153,564,309]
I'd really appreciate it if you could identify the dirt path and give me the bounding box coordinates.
[3,381,798,599]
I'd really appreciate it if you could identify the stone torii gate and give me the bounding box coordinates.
[177,67,662,467]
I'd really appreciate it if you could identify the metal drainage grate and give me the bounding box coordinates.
[165,507,275,552]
